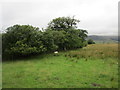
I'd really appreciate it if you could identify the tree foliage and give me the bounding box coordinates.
[2,16,89,60]
[47,16,88,50]
[2,25,46,59]
[47,16,80,31]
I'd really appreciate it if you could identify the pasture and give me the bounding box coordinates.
[2,44,118,88]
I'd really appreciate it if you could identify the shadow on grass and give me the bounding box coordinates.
[2,52,54,62]
[2,48,79,62]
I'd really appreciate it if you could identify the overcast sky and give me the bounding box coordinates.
[0,0,119,36]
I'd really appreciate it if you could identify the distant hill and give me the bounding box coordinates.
[87,35,119,43]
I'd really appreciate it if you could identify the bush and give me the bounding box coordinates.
[87,39,95,44]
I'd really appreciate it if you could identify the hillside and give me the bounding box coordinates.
[87,35,119,43]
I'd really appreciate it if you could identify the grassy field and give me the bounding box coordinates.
[2,44,118,88]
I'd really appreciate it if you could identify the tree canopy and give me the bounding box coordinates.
[2,25,46,59]
[2,16,90,60]
[47,16,80,31]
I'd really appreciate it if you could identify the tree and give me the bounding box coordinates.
[2,25,46,59]
[49,30,66,50]
[46,16,88,50]
[2,16,89,60]
[41,31,58,52]
[78,29,88,42]
[47,16,80,31]
[41,30,66,51]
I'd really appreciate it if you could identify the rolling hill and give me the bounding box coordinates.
[87,35,119,43]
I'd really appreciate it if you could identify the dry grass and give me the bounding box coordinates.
[66,44,118,59]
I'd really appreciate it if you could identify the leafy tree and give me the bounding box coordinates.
[48,30,66,50]
[62,29,83,50]
[47,16,80,31]
[46,16,88,50]
[42,30,66,51]
[41,31,58,52]
[78,29,88,42]
[2,25,46,59]
[2,16,89,60]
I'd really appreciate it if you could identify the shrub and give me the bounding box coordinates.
[2,25,46,59]
[87,39,95,44]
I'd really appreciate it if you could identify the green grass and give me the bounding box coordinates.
[2,44,118,88]
[0,63,2,89]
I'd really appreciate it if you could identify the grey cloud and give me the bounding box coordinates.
[1,0,119,35]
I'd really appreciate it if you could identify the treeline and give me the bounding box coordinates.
[2,16,89,60]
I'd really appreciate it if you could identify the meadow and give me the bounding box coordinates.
[2,44,118,88]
